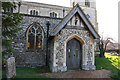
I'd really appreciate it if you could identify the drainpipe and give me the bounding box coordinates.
[46,21,50,66]
[73,2,75,7]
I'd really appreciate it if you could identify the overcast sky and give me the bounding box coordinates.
[96,0,119,43]
[23,0,119,42]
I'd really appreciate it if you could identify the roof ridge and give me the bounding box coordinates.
[50,4,78,34]
[50,3,100,39]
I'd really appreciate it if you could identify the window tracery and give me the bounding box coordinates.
[27,24,44,49]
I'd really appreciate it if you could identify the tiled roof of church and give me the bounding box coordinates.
[50,4,100,39]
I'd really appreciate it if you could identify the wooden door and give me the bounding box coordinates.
[66,38,82,70]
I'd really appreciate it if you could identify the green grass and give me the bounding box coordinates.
[2,53,120,79]
[2,66,58,80]
[95,53,120,79]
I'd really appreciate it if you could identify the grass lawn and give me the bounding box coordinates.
[2,66,58,80]
[95,53,120,79]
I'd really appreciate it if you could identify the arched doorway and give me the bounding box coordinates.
[66,38,82,70]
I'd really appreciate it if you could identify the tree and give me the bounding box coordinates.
[99,37,114,57]
[2,2,23,64]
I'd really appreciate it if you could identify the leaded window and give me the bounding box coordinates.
[28,24,43,49]
[53,12,55,17]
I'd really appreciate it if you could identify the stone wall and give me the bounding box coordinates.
[13,1,98,32]
[13,15,62,67]
[51,28,96,72]
[11,10,97,70]
[48,37,54,71]
[14,1,71,18]
[70,0,96,8]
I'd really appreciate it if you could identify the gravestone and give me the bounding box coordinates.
[6,57,16,79]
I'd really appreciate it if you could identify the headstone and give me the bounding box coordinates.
[6,57,16,79]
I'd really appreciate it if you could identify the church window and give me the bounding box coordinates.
[30,10,32,15]
[4,8,14,13]
[36,11,38,15]
[27,24,43,49]
[50,12,57,18]
[28,33,35,49]
[30,10,39,15]
[33,10,35,15]
[18,2,21,13]
[50,13,52,17]
[55,13,57,18]
[85,0,90,7]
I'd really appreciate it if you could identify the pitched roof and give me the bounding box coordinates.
[50,4,100,39]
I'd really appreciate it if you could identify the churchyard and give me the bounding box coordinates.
[1,1,119,79]
[2,53,120,79]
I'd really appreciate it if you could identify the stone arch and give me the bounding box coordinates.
[26,22,45,50]
[64,34,85,70]
[66,35,85,45]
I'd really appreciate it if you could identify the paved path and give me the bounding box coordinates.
[39,69,113,79]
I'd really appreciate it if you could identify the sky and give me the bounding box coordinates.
[23,0,119,42]
[96,0,119,43]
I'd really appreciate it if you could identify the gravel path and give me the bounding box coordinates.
[39,69,113,79]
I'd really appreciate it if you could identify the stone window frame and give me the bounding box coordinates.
[26,22,45,51]
[29,9,39,16]
[49,11,58,18]
[4,8,14,13]
[85,0,90,7]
